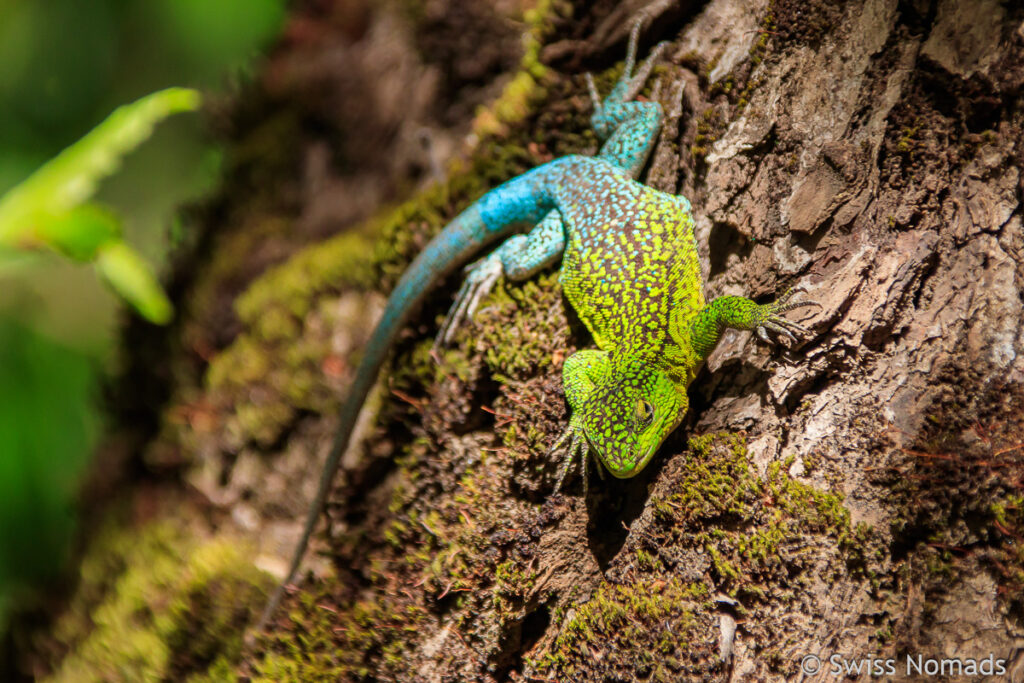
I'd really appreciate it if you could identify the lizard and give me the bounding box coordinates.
[256,18,814,631]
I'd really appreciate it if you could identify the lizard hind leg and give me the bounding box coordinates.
[436,211,566,347]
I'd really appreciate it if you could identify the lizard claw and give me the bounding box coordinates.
[586,73,602,115]
[770,287,822,315]
[436,252,503,348]
[550,420,591,495]
[755,288,818,346]
[624,41,670,102]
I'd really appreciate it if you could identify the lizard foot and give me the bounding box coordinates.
[550,419,591,495]
[586,15,669,115]
[624,40,670,102]
[755,288,820,345]
[436,252,503,347]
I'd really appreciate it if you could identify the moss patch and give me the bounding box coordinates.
[533,578,716,681]
[252,588,428,682]
[43,515,270,683]
[650,433,856,600]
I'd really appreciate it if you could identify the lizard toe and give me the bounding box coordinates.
[624,41,670,101]
[436,278,473,348]
[436,254,503,347]
[551,423,589,493]
[772,298,820,315]
[762,320,798,343]
[769,314,809,335]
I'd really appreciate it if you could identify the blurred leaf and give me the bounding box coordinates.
[35,204,121,262]
[0,87,201,243]
[95,242,173,324]
[0,87,200,323]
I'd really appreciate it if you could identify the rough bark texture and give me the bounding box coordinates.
[14,0,1024,681]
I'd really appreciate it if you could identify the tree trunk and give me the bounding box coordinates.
[22,0,1024,681]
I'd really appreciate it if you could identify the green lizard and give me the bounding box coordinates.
[257,18,813,631]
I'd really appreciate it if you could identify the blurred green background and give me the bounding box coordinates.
[0,0,285,629]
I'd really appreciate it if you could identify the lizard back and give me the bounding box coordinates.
[555,158,704,367]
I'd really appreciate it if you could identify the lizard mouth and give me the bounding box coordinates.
[598,441,658,479]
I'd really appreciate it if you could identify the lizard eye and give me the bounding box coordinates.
[634,399,655,430]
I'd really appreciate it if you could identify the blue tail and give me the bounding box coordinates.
[256,159,571,631]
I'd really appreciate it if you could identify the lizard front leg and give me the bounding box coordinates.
[549,349,609,493]
[689,289,818,360]
[437,210,566,345]
[590,16,676,176]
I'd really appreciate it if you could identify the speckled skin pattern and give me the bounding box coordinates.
[259,25,809,629]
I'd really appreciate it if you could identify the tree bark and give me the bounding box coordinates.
[22,0,1024,681]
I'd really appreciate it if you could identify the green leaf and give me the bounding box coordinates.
[34,204,122,262]
[0,87,200,324]
[0,87,201,244]
[94,242,173,324]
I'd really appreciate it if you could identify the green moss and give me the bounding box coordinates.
[252,591,428,682]
[635,548,661,571]
[649,433,858,599]
[988,493,1024,612]
[492,560,539,613]
[990,495,1022,528]
[475,271,567,382]
[236,230,377,322]
[896,120,922,153]
[708,545,741,581]
[532,578,715,681]
[471,0,573,137]
[691,108,725,163]
[45,516,271,683]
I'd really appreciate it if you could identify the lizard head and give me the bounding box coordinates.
[580,357,684,478]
